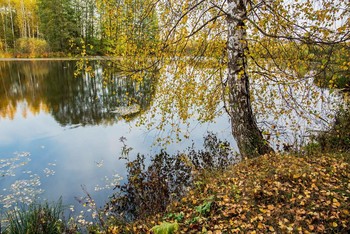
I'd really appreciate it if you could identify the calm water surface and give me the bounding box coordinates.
[0,60,233,213]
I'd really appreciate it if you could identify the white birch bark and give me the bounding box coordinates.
[226,0,273,158]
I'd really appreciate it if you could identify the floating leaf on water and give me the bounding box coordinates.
[43,168,56,177]
[1,165,44,209]
[95,160,104,168]
[94,172,122,191]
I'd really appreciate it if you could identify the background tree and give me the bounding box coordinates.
[74,0,97,51]
[13,0,38,38]
[96,0,159,56]
[0,0,19,51]
[37,0,78,52]
[0,0,159,55]
[1,0,47,55]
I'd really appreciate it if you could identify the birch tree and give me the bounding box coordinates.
[0,0,17,50]
[151,0,349,158]
[13,0,38,38]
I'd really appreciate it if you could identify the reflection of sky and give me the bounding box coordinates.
[0,101,234,210]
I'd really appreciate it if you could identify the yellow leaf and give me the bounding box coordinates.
[332,222,338,227]
[259,208,267,213]
[278,221,284,228]
[269,226,275,232]
[309,225,314,231]
[332,198,341,207]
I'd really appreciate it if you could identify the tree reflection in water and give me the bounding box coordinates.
[0,60,158,126]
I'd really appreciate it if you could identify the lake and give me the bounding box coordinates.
[0,59,235,218]
[0,58,340,225]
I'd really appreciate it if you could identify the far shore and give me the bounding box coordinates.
[0,56,119,61]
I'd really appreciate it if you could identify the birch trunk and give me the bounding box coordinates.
[226,0,273,158]
[1,13,7,51]
[8,0,15,45]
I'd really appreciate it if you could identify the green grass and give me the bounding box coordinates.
[2,198,67,234]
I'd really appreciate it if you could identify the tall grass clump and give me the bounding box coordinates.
[2,198,70,234]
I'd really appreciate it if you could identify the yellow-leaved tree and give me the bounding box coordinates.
[96,0,159,56]
[92,0,349,158]
[141,0,349,158]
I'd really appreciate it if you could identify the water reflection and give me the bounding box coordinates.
[0,60,162,220]
[0,60,157,125]
[0,59,237,227]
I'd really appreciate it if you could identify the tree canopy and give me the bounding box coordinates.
[136,0,349,157]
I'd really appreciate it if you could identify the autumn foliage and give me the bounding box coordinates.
[114,153,350,233]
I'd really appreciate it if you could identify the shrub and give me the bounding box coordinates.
[313,103,350,153]
[105,133,236,223]
[106,151,193,222]
[187,132,237,171]
[14,38,49,57]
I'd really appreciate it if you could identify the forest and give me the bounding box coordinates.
[0,0,158,56]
